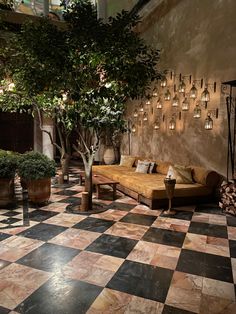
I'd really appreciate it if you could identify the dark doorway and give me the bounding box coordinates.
[0,112,34,153]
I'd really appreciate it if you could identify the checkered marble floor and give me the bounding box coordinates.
[0,168,236,314]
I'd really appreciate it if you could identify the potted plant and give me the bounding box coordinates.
[0,149,18,207]
[18,151,56,204]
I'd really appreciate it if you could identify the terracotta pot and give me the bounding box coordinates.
[0,178,15,207]
[103,147,115,165]
[26,178,51,204]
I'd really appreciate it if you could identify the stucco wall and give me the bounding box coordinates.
[121,0,236,176]
[106,0,138,16]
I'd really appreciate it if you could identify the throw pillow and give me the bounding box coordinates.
[167,165,193,184]
[119,155,136,167]
[135,160,150,173]
[148,161,157,173]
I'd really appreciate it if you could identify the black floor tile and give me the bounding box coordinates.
[2,211,20,217]
[160,211,193,221]
[0,306,10,314]
[195,204,222,215]
[142,227,186,248]
[0,233,11,241]
[17,243,79,272]
[59,197,81,204]
[162,304,195,314]
[73,217,115,233]
[227,216,236,227]
[0,259,11,270]
[107,260,173,302]
[229,240,236,258]
[188,221,228,238]
[176,249,233,283]
[0,217,21,224]
[86,234,137,258]
[18,223,67,241]
[106,202,136,211]
[120,213,156,226]
[28,209,58,222]
[15,276,102,314]
[55,190,78,196]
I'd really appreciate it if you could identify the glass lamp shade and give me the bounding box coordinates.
[133,109,138,118]
[0,88,3,94]
[201,87,210,102]
[205,114,213,130]
[139,103,144,112]
[190,84,198,99]
[169,117,176,130]
[160,76,167,87]
[193,105,201,118]
[154,120,160,130]
[131,124,136,133]
[178,81,186,93]
[152,88,158,97]
[143,112,148,121]
[182,97,189,111]
[145,99,151,105]
[164,89,171,101]
[172,94,179,107]
[156,98,162,109]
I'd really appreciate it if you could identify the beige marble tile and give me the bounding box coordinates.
[202,278,235,301]
[0,221,39,235]
[44,212,85,227]
[130,205,161,216]
[105,222,148,240]
[40,202,67,212]
[228,226,236,240]
[183,233,207,253]
[199,294,236,314]
[0,263,51,310]
[127,241,158,264]
[91,209,128,221]
[192,213,226,226]
[62,251,124,287]
[0,235,43,262]
[48,228,101,250]
[231,258,236,284]
[115,197,138,205]
[192,212,210,224]
[152,217,190,233]
[205,236,230,257]
[166,271,203,313]
[87,288,164,314]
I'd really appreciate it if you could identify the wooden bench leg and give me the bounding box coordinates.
[112,184,117,200]
[96,185,100,199]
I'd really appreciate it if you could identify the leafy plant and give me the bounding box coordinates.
[0,150,19,178]
[18,151,56,180]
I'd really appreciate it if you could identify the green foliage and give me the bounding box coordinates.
[18,152,56,180]
[0,150,19,178]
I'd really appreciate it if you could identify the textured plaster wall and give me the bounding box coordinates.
[106,0,138,17]
[121,0,236,176]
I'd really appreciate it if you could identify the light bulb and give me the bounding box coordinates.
[160,76,167,87]
[182,97,189,111]
[205,114,213,130]
[178,81,186,93]
[164,89,171,101]
[193,104,201,118]
[201,87,210,102]
[172,94,179,107]
[190,83,198,99]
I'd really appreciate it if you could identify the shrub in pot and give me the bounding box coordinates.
[18,151,56,204]
[0,150,18,207]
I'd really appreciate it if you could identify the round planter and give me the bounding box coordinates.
[26,178,51,204]
[0,178,15,207]
[103,147,115,165]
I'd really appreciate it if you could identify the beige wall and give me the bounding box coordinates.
[106,0,138,17]
[121,0,236,176]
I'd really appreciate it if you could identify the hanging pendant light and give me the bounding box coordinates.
[154,120,160,130]
[164,89,171,101]
[178,80,186,93]
[193,104,201,118]
[205,114,213,130]
[201,87,210,102]
[160,76,167,87]
[169,116,176,130]
[131,124,136,133]
[156,98,162,109]
[139,102,144,112]
[190,83,198,99]
[182,97,189,111]
[152,88,158,97]
[143,112,148,121]
[133,109,138,118]
[145,99,151,105]
[172,94,179,107]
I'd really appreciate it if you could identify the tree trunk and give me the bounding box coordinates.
[61,153,70,177]
[82,153,94,211]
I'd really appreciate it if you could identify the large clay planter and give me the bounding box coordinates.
[26,178,51,204]
[103,147,115,165]
[0,178,15,207]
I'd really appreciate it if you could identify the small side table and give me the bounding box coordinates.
[164,177,176,214]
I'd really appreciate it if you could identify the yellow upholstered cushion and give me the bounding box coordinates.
[156,161,173,175]
[119,155,136,167]
[191,166,220,187]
